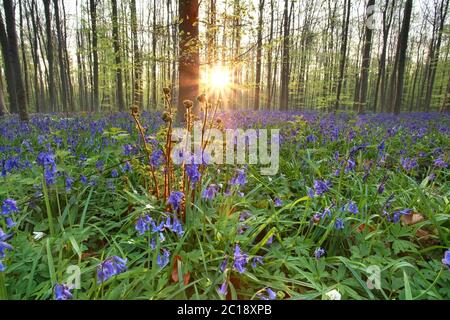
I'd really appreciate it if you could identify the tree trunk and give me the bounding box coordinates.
[43,0,56,112]
[334,0,351,112]
[355,0,375,114]
[178,0,200,121]
[279,0,290,110]
[53,0,69,112]
[254,0,264,111]
[424,0,449,111]
[111,0,125,111]
[393,0,413,115]
[3,0,28,121]
[0,12,18,114]
[89,0,99,112]
[131,0,143,110]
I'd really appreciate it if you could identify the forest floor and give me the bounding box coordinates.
[0,110,449,300]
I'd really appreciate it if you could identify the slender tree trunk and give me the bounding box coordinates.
[89,0,99,112]
[0,12,18,114]
[393,0,413,115]
[265,0,274,109]
[3,0,28,121]
[43,0,56,112]
[131,0,143,110]
[53,0,69,112]
[424,0,449,111]
[279,0,290,110]
[440,74,450,113]
[178,0,200,121]
[334,0,351,112]
[111,0,125,111]
[356,0,375,114]
[254,0,265,111]
[151,0,157,108]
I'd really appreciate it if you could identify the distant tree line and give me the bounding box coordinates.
[0,0,449,122]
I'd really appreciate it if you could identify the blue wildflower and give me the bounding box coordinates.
[135,215,152,235]
[274,197,283,207]
[230,169,247,186]
[313,179,332,196]
[150,149,165,167]
[218,281,228,296]
[202,184,219,200]
[65,177,74,192]
[2,199,18,215]
[97,256,127,283]
[111,169,119,178]
[168,191,184,212]
[157,249,170,268]
[266,288,277,300]
[5,218,16,229]
[347,201,359,214]
[251,256,264,268]
[335,218,344,230]
[54,284,73,300]
[314,247,326,259]
[434,158,448,168]
[220,257,228,272]
[233,244,248,274]
[442,250,450,268]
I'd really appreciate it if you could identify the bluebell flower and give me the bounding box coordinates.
[80,175,88,185]
[150,149,165,167]
[123,144,134,156]
[111,169,119,178]
[218,281,228,296]
[171,218,184,237]
[233,244,248,274]
[37,151,57,185]
[266,235,273,245]
[135,215,152,235]
[220,257,228,272]
[314,247,326,259]
[157,249,170,268]
[335,218,344,230]
[257,288,277,300]
[313,179,332,196]
[392,208,412,223]
[185,164,201,185]
[347,201,359,214]
[2,199,18,215]
[230,169,247,186]
[266,288,277,300]
[6,218,16,229]
[168,191,184,212]
[97,256,127,283]
[401,157,418,171]
[251,256,264,268]
[442,250,450,268]
[54,284,73,300]
[150,237,156,250]
[65,177,74,192]
[434,158,448,168]
[307,188,315,198]
[202,184,219,200]
[95,160,104,171]
[274,197,283,207]
[0,261,4,272]
[151,221,165,233]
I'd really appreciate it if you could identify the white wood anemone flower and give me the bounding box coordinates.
[325,289,342,300]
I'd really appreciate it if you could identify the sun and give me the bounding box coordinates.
[208,66,230,89]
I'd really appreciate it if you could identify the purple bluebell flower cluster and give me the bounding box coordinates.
[168,191,184,212]
[233,244,249,273]
[97,256,128,283]
[54,284,73,300]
